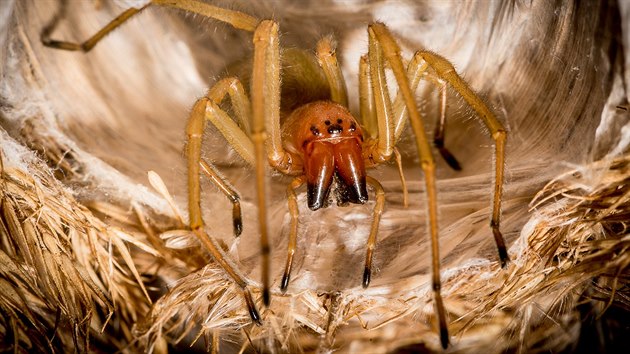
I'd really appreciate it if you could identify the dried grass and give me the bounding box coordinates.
[0,137,156,352]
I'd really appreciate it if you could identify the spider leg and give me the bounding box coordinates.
[41,0,260,52]
[153,0,258,31]
[362,176,385,288]
[187,97,260,325]
[359,55,378,138]
[393,148,409,207]
[251,20,284,307]
[280,176,306,292]
[195,77,256,237]
[366,31,396,164]
[359,51,417,207]
[367,22,449,349]
[316,36,349,107]
[41,4,149,52]
[432,82,462,170]
[390,49,508,266]
[390,58,461,170]
[391,53,428,141]
[417,51,509,267]
[199,160,243,237]
[207,77,252,135]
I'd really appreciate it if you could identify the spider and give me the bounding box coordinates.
[41,0,509,349]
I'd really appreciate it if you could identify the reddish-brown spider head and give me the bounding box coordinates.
[286,101,368,210]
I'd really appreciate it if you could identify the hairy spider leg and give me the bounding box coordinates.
[280,176,305,292]
[360,55,409,207]
[359,55,378,138]
[187,96,260,325]
[199,160,243,237]
[366,30,397,165]
[316,36,349,107]
[432,81,462,170]
[251,20,280,307]
[367,22,449,349]
[41,0,260,52]
[367,22,510,349]
[362,176,386,288]
[388,46,509,268]
[41,0,278,326]
[41,3,149,51]
[416,51,509,268]
[389,59,462,171]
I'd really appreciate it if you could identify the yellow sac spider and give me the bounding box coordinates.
[42,0,509,348]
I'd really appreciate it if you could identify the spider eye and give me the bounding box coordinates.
[337,118,343,124]
[324,120,331,125]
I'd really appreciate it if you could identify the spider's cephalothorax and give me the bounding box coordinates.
[284,101,367,210]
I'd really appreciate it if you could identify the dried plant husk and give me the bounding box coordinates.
[1,0,628,353]
[0,135,160,352]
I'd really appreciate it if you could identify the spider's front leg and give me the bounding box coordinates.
[364,23,450,349]
[417,51,509,267]
[249,19,304,306]
[187,87,262,325]
[366,22,510,349]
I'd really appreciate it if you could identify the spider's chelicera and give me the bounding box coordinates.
[285,101,367,210]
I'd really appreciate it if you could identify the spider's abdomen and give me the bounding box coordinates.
[283,101,367,210]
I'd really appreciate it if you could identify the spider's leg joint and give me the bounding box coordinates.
[253,20,279,44]
[420,159,436,172]
[493,128,508,142]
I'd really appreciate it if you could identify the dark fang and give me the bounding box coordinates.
[307,182,330,210]
[362,266,371,288]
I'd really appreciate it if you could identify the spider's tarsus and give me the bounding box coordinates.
[262,288,271,307]
[492,224,510,268]
[243,289,262,326]
[498,247,510,268]
[233,216,243,237]
[437,147,462,171]
[232,201,243,237]
[280,274,290,293]
[440,324,450,349]
[362,267,371,288]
